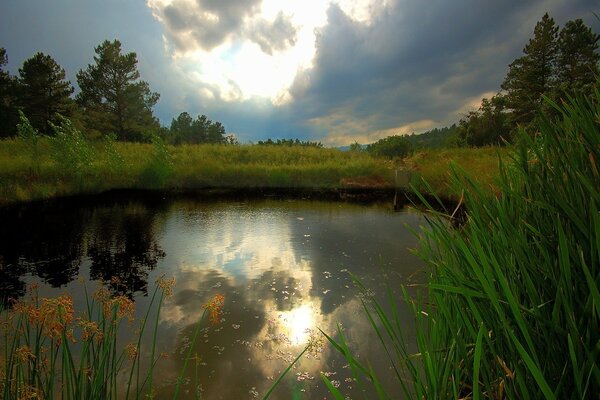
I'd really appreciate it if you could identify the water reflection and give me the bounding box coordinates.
[0,196,425,399]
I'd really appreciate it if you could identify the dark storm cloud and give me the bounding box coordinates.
[246,12,297,55]
[155,0,262,52]
[285,0,600,141]
[1,0,599,144]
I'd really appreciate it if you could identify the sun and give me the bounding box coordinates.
[279,304,315,345]
[149,0,388,104]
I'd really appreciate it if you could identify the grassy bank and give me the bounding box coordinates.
[0,137,394,205]
[0,125,506,206]
[405,146,509,200]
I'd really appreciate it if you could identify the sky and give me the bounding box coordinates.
[0,0,598,145]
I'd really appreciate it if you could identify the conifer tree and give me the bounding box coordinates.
[77,39,160,141]
[0,48,19,137]
[18,52,75,135]
[556,19,600,96]
[501,13,559,128]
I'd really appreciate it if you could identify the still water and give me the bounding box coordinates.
[0,194,426,399]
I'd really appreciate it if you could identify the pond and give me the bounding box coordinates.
[0,193,427,399]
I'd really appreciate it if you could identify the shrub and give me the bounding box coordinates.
[367,135,413,158]
[48,115,94,185]
[16,111,42,175]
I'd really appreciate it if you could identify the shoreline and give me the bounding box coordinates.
[0,186,459,212]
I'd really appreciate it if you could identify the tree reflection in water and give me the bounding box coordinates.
[0,195,168,304]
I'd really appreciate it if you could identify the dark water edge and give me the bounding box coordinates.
[0,186,459,213]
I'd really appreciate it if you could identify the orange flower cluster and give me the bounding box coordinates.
[156,276,176,297]
[78,319,103,342]
[39,295,75,343]
[14,345,35,364]
[125,343,138,361]
[202,294,225,325]
[102,295,135,323]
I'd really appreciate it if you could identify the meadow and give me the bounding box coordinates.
[0,122,504,206]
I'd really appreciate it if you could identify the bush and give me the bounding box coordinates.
[48,114,94,185]
[367,135,413,158]
[16,111,42,175]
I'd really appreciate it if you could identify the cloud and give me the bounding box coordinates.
[246,12,297,55]
[149,0,263,53]
[146,0,598,145]
[280,0,600,145]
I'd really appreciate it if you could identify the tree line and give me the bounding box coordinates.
[347,14,598,158]
[0,39,231,144]
[458,14,599,146]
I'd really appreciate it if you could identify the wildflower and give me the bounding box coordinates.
[12,299,40,325]
[156,276,176,297]
[93,286,111,303]
[78,318,103,342]
[15,345,35,363]
[125,343,138,361]
[202,294,225,326]
[110,276,122,286]
[103,295,135,323]
[17,384,43,400]
[38,295,74,341]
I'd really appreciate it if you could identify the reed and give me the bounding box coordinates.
[323,90,600,399]
[0,278,222,400]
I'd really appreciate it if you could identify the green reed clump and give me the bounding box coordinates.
[138,135,173,188]
[102,133,126,179]
[324,90,600,399]
[0,277,222,400]
[48,115,95,188]
[16,111,42,176]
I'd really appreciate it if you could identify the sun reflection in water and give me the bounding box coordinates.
[279,304,315,345]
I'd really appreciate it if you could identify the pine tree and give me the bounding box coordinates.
[501,13,559,128]
[0,48,20,137]
[18,52,75,135]
[556,19,600,96]
[76,39,160,141]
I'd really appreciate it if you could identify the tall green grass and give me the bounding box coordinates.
[324,91,600,398]
[0,129,396,204]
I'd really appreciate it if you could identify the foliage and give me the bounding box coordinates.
[76,40,160,142]
[556,19,600,96]
[138,135,172,188]
[168,112,229,144]
[501,13,559,128]
[367,135,413,159]
[348,141,364,152]
[458,96,511,146]
[0,140,400,204]
[324,88,600,399]
[405,124,460,149]
[16,111,42,175]
[256,138,324,148]
[0,48,19,138]
[18,52,75,135]
[48,114,94,184]
[102,133,126,178]
[457,14,599,147]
